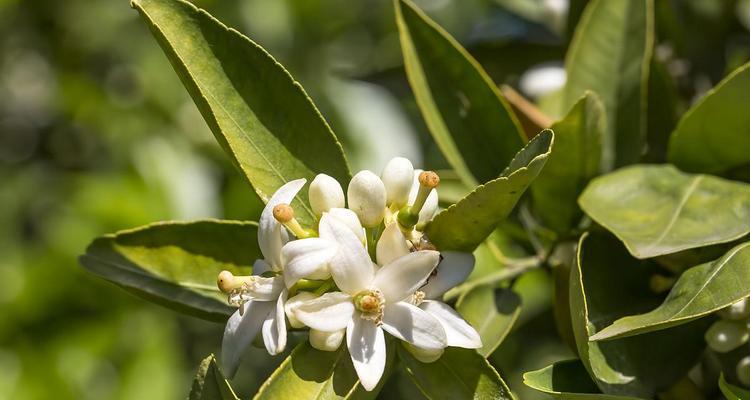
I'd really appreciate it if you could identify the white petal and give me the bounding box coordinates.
[221,300,275,377]
[309,329,345,352]
[347,317,386,391]
[324,208,365,244]
[292,292,354,332]
[262,291,288,355]
[347,170,386,228]
[373,250,440,302]
[376,223,410,267]
[421,252,475,299]
[319,213,374,294]
[381,157,414,208]
[284,291,318,329]
[381,301,446,350]
[404,343,444,363]
[244,276,284,301]
[259,179,306,268]
[419,300,481,349]
[309,174,345,215]
[282,238,337,287]
[253,259,272,275]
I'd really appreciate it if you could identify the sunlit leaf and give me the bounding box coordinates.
[523,360,641,399]
[456,286,521,357]
[189,355,239,400]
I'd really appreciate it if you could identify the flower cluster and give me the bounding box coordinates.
[705,298,750,386]
[217,157,480,391]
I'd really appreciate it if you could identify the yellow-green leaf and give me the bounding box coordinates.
[523,360,641,400]
[456,286,521,357]
[189,355,239,400]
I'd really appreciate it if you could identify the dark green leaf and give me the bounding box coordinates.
[132,0,350,226]
[719,373,750,400]
[394,0,525,186]
[425,130,554,252]
[398,346,515,400]
[563,0,653,168]
[456,286,521,357]
[523,360,641,399]
[579,164,750,258]
[570,233,709,397]
[668,62,750,174]
[531,92,604,234]
[80,220,258,322]
[592,241,750,340]
[189,355,239,400]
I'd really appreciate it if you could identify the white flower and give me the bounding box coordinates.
[347,170,387,228]
[292,213,446,390]
[220,179,306,376]
[308,173,345,216]
[381,157,414,208]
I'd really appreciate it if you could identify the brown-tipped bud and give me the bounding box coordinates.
[217,270,236,292]
[418,171,440,189]
[272,203,294,223]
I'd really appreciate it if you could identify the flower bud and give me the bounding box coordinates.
[381,157,414,208]
[347,170,386,228]
[719,298,750,321]
[705,319,749,353]
[284,291,318,329]
[404,343,443,363]
[309,329,345,352]
[309,174,345,216]
[737,356,750,386]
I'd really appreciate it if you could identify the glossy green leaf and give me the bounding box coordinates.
[398,346,515,400]
[254,342,388,400]
[80,220,258,322]
[570,233,709,397]
[592,242,750,340]
[563,0,653,168]
[425,130,553,252]
[189,355,239,400]
[719,373,750,400]
[394,0,525,186]
[456,286,521,357]
[132,0,350,226]
[579,164,750,258]
[531,92,604,234]
[668,62,750,174]
[523,360,641,400]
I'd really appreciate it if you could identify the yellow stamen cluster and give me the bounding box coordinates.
[354,289,386,325]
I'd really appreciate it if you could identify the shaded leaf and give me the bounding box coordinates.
[523,360,641,399]
[668,62,750,174]
[570,233,709,397]
[398,346,515,400]
[425,130,554,252]
[579,164,750,258]
[394,0,525,186]
[80,220,257,322]
[563,0,653,168]
[132,0,350,226]
[189,355,239,400]
[456,286,521,357]
[719,373,750,400]
[531,92,604,234]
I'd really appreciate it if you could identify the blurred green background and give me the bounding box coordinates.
[1,0,749,398]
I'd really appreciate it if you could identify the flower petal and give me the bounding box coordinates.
[284,291,318,329]
[347,317,386,391]
[319,213,373,294]
[259,179,306,268]
[419,300,481,349]
[309,328,345,352]
[244,276,284,301]
[262,291,288,355]
[253,259,272,275]
[324,208,365,244]
[282,238,337,287]
[373,250,440,302]
[381,301,446,350]
[421,252,475,299]
[292,292,354,332]
[376,222,410,267]
[221,300,275,377]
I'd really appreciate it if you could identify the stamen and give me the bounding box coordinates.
[273,203,315,238]
[409,290,425,306]
[354,289,386,325]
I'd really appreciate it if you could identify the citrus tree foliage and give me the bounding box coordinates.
[80,0,750,398]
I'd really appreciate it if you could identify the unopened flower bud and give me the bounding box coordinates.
[737,356,750,386]
[309,174,345,216]
[404,343,443,363]
[719,298,750,321]
[381,157,414,208]
[309,329,345,352]
[284,291,317,328]
[347,170,386,228]
[705,319,749,353]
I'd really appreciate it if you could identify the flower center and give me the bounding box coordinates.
[353,289,385,325]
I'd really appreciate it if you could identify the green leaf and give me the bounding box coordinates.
[425,130,554,252]
[570,233,709,397]
[398,346,515,400]
[719,373,750,400]
[80,220,258,322]
[591,241,750,340]
[523,360,641,399]
[456,286,521,357]
[131,0,350,226]
[254,342,388,400]
[563,0,653,168]
[531,92,604,234]
[579,164,750,258]
[189,355,239,400]
[668,62,750,174]
[394,0,525,186]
